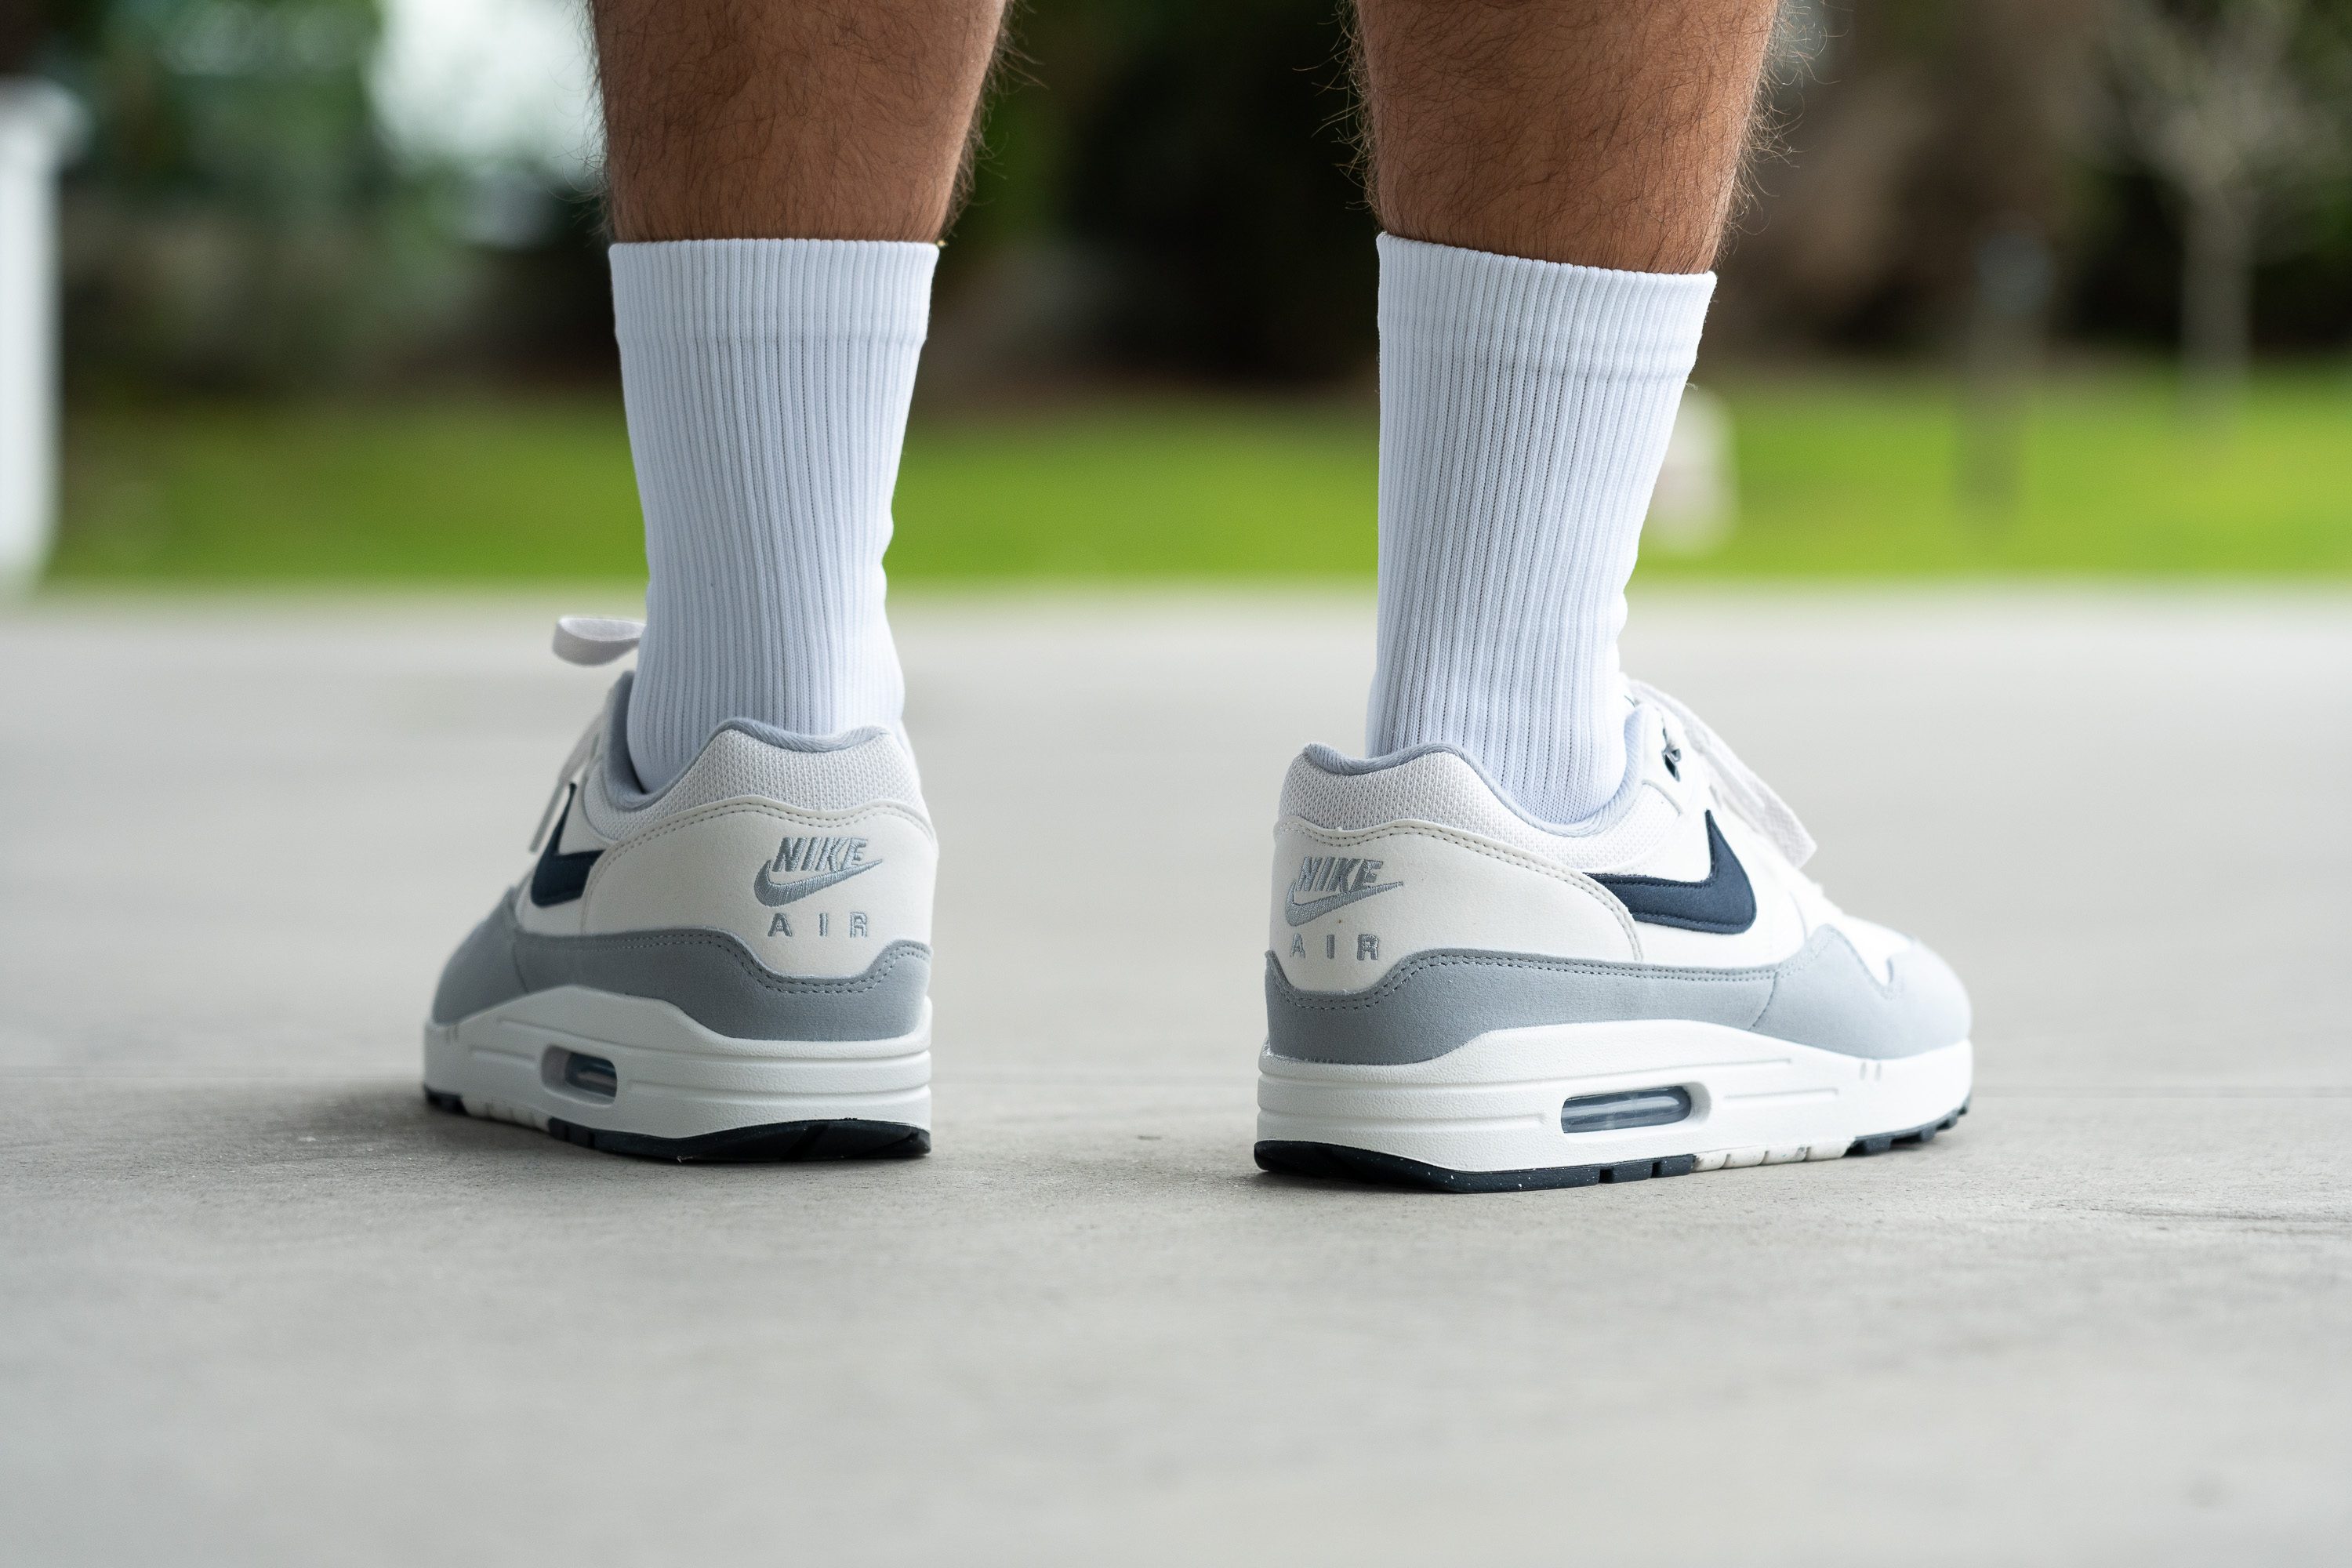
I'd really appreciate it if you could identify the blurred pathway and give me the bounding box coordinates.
[3,590,2348,1563]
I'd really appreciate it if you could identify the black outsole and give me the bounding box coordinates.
[1847,1102,1968,1156]
[1255,1101,1969,1194]
[423,1086,930,1164]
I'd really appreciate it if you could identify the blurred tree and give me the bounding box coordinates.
[1715,0,2352,368]
[44,0,457,392]
[2103,0,2347,414]
[942,0,1376,387]
[3,4,49,71]
[1714,0,2103,354]
[25,0,2352,399]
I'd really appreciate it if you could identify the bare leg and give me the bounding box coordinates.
[592,0,1008,242]
[1354,0,1780,271]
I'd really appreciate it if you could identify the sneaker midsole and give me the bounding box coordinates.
[424,985,931,1140]
[1257,1019,1969,1173]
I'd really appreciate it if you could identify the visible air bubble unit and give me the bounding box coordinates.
[541,1047,618,1102]
[1559,1086,1692,1134]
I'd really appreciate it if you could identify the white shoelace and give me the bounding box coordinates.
[1628,678,1817,869]
[551,615,644,666]
[527,616,646,851]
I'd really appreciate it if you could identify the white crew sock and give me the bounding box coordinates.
[611,238,937,792]
[1366,234,1716,824]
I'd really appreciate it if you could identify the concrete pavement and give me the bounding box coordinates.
[3,590,2348,1565]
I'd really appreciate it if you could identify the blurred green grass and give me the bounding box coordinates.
[51,368,2352,583]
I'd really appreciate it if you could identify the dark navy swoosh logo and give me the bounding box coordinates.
[1283,880,1403,927]
[1592,812,1755,935]
[753,858,882,907]
[528,786,601,908]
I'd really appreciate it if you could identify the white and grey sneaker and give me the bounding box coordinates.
[424,626,935,1162]
[1255,682,1971,1192]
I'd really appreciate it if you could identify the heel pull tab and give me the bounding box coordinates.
[552,615,643,666]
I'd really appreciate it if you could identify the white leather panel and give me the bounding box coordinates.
[1271,821,1639,990]
[583,800,937,979]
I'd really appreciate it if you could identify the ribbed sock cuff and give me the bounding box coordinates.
[1376,233,1716,379]
[609,238,939,347]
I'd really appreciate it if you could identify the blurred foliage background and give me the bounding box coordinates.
[12,0,2352,583]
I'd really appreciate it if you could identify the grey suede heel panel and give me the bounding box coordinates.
[1748,927,1972,1061]
[1265,949,1772,1066]
[430,893,930,1040]
[1265,927,1967,1066]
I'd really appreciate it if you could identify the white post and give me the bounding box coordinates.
[0,80,86,597]
[1644,384,1737,557]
